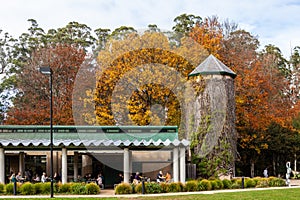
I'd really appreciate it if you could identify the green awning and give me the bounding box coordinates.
[0,125,189,149]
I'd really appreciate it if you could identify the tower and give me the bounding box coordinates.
[187,54,237,178]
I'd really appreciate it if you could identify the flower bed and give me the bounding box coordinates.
[1,182,100,195]
[115,177,286,194]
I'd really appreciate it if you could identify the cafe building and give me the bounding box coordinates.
[0,125,189,187]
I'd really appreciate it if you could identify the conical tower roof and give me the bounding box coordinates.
[188,54,237,79]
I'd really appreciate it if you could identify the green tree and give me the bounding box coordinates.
[171,13,202,45]
[94,28,111,51]
[1,19,94,124]
[172,13,202,36]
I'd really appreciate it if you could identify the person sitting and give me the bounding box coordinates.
[16,172,24,182]
[33,174,40,182]
[97,173,104,189]
[156,171,165,183]
[41,172,47,183]
[117,173,123,184]
[133,172,142,184]
[77,175,85,182]
[165,172,172,183]
[86,173,92,181]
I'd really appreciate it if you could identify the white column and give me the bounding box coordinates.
[62,148,68,184]
[19,152,25,175]
[74,152,78,182]
[179,147,186,183]
[0,148,5,184]
[173,147,179,182]
[123,148,130,183]
[129,151,132,177]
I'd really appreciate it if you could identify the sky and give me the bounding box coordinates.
[0,0,300,58]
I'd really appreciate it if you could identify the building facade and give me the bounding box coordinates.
[0,125,189,187]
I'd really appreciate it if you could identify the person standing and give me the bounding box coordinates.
[54,172,61,182]
[10,173,17,195]
[263,168,268,178]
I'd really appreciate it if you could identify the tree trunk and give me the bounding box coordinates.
[273,153,276,176]
[294,153,297,172]
[251,161,255,178]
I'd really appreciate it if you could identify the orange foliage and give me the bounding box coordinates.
[189,16,223,58]
[5,44,86,125]
[92,32,208,125]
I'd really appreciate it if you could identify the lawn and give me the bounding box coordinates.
[1,187,300,200]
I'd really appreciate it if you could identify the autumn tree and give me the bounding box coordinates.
[5,44,86,124]
[217,27,294,176]
[88,27,208,135]
[189,16,223,57]
[1,19,95,125]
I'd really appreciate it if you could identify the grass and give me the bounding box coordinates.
[2,187,300,200]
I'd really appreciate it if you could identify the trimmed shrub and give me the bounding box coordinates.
[115,183,132,194]
[71,182,87,194]
[255,178,269,188]
[185,180,198,192]
[268,177,286,187]
[245,178,256,188]
[130,183,136,194]
[222,179,232,189]
[135,182,161,194]
[210,180,217,190]
[231,179,242,189]
[215,179,224,190]
[178,182,185,192]
[6,182,21,194]
[34,182,43,194]
[198,179,212,191]
[166,182,182,193]
[145,182,162,194]
[59,183,71,193]
[86,182,100,194]
[5,183,15,194]
[54,182,61,193]
[231,178,240,183]
[209,179,223,190]
[134,183,142,194]
[160,182,168,193]
[252,177,261,185]
[41,182,52,194]
[20,182,35,195]
[0,183,5,193]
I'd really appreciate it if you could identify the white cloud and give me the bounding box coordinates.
[0,0,299,58]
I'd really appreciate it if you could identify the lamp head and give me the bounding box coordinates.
[39,66,52,75]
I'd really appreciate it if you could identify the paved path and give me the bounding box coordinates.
[1,186,300,199]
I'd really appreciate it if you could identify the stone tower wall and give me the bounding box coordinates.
[186,75,237,177]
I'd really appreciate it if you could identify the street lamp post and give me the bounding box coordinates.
[39,66,54,198]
